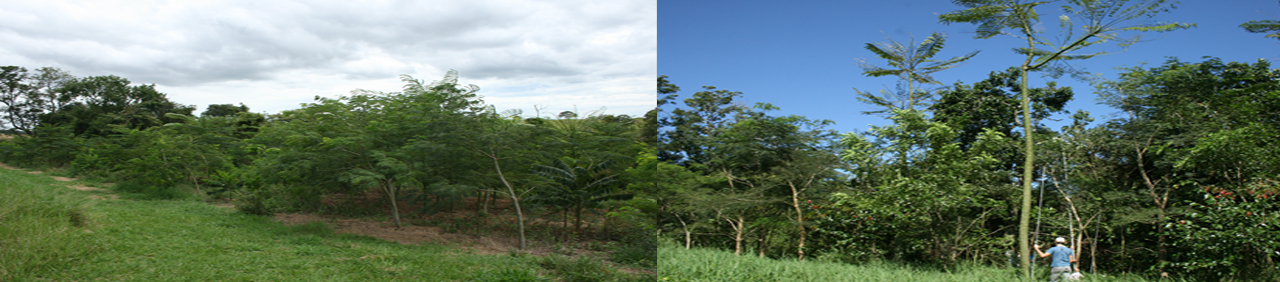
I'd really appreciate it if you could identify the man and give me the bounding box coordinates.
[1034,237,1078,282]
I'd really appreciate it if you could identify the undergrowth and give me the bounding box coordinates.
[658,240,1183,282]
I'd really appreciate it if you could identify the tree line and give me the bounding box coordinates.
[0,67,659,267]
[655,0,1279,280]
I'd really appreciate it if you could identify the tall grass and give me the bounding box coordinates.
[0,168,94,280]
[659,241,1174,282]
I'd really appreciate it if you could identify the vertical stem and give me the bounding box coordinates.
[1018,12,1037,278]
[789,180,806,260]
[493,154,526,250]
[387,179,402,228]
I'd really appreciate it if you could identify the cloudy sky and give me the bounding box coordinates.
[0,0,655,117]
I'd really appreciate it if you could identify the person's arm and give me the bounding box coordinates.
[1033,244,1051,258]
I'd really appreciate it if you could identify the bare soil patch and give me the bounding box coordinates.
[52,176,76,181]
[272,195,620,258]
[275,213,521,255]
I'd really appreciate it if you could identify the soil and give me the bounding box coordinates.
[270,193,599,257]
[273,212,521,255]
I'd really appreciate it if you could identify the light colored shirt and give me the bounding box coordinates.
[1047,245,1073,267]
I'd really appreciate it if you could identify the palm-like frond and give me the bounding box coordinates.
[856,31,979,112]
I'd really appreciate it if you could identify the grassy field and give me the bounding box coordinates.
[658,242,1176,282]
[0,166,651,281]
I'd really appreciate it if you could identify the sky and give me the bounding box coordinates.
[0,0,656,118]
[660,0,1280,134]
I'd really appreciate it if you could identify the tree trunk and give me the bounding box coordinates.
[479,190,489,214]
[729,215,745,256]
[1136,138,1169,271]
[575,203,584,235]
[677,213,692,249]
[493,156,526,250]
[1017,62,1035,280]
[386,179,402,228]
[757,228,769,258]
[788,180,806,260]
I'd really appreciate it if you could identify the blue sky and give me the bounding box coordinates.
[659,0,1280,134]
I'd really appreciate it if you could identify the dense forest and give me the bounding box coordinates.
[655,1,1280,281]
[0,66,658,268]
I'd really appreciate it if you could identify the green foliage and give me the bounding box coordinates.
[201,103,250,117]
[43,75,194,137]
[1241,20,1280,40]
[829,110,1014,264]
[0,127,83,167]
[856,31,980,113]
[605,203,657,267]
[1061,57,1280,278]
[530,157,630,232]
[939,1,1192,277]
[1166,186,1280,280]
[250,70,489,227]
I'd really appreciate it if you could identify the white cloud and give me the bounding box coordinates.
[0,0,656,117]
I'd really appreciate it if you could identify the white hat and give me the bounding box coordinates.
[1055,237,1066,243]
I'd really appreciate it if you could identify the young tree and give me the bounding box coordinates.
[856,32,979,113]
[939,1,1192,276]
[469,114,545,250]
[531,157,631,234]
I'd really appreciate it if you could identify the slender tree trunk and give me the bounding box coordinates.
[757,228,769,258]
[1091,211,1100,273]
[727,215,746,256]
[492,156,526,250]
[1018,63,1035,280]
[677,213,692,249]
[386,179,402,228]
[788,180,806,260]
[575,203,583,235]
[1136,138,1169,272]
[1017,11,1038,280]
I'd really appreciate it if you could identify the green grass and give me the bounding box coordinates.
[0,167,93,279]
[658,241,1176,282]
[0,167,651,281]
